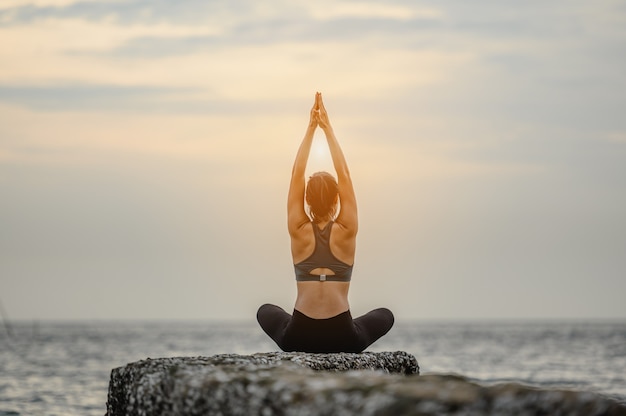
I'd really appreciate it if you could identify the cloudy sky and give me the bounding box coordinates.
[1,0,625,322]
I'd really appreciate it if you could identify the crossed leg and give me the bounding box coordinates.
[353,307,395,350]
[256,303,292,350]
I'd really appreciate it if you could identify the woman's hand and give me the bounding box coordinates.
[308,94,319,129]
[315,92,331,131]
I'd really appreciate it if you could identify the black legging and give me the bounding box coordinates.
[257,304,394,353]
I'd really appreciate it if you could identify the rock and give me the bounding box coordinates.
[106,352,626,416]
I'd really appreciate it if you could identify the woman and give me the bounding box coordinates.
[257,92,394,353]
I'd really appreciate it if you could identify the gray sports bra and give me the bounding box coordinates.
[294,221,353,282]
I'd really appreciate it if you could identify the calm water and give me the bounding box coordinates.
[0,320,624,415]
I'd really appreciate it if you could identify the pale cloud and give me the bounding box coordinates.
[0,4,461,100]
[606,131,626,143]
[350,135,545,187]
[0,17,224,83]
[0,103,291,164]
[0,23,471,105]
[2,0,594,104]
[308,2,441,21]
[0,0,471,98]
[0,0,115,8]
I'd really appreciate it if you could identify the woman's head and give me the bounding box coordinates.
[306,171,339,222]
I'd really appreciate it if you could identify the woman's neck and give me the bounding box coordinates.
[314,217,333,226]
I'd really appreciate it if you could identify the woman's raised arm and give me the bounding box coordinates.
[287,96,318,235]
[316,93,358,235]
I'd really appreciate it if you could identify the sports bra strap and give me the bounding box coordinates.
[296,274,351,282]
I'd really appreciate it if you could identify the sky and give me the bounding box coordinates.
[1,0,625,322]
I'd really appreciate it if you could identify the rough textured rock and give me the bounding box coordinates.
[106,352,625,416]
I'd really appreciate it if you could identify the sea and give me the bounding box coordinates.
[0,319,625,416]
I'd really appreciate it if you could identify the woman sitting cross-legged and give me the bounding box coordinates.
[256,92,394,353]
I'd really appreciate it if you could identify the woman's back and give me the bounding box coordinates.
[292,220,354,318]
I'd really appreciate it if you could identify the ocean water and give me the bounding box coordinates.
[0,320,624,415]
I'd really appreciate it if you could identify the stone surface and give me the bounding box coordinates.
[106,352,626,416]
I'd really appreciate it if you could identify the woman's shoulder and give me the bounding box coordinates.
[332,218,358,238]
[289,217,312,236]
